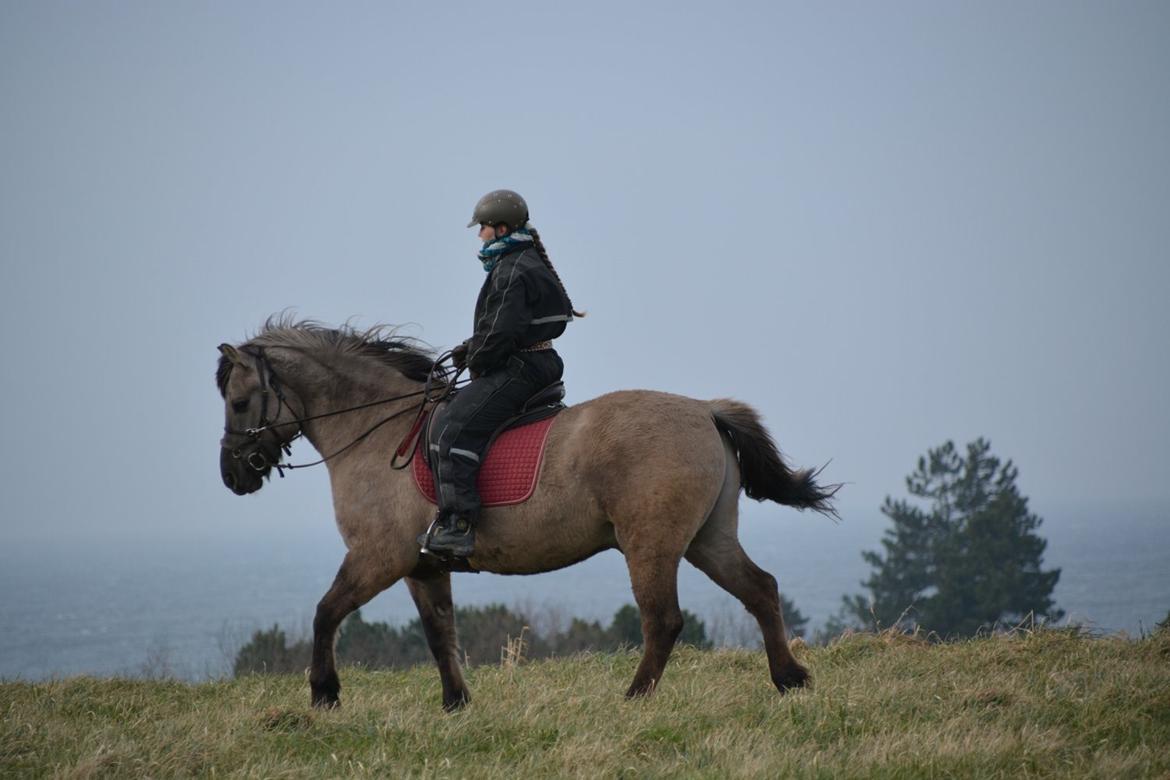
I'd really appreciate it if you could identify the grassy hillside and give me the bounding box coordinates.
[3,629,1168,778]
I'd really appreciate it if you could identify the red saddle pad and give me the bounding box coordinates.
[412,415,558,507]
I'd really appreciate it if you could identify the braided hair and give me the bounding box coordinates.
[527,224,586,319]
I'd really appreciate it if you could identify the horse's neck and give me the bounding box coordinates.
[272,348,422,459]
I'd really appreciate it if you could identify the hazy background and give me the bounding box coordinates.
[2,2,1167,678]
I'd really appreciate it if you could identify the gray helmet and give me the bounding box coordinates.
[467,189,529,228]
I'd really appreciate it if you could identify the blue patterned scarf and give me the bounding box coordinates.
[478,226,533,272]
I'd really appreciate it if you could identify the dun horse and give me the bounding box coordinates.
[217,320,838,710]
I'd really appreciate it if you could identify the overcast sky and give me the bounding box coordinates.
[2,1,1167,551]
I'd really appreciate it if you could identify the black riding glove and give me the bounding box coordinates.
[451,341,469,371]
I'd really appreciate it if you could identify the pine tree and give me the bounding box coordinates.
[845,439,1063,636]
[780,594,809,639]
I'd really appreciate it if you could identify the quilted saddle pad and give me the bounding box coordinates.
[412,415,558,507]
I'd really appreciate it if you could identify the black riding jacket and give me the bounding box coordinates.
[464,247,573,375]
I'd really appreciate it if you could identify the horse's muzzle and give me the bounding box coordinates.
[220,445,267,495]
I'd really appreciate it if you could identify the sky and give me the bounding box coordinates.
[1,1,1168,555]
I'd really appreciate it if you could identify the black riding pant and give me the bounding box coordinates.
[433,350,563,517]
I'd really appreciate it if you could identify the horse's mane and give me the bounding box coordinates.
[216,315,438,396]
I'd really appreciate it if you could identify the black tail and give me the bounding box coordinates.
[709,399,840,518]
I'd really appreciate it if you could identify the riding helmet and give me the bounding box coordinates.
[467,189,529,228]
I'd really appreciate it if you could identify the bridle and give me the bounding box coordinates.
[220,348,301,475]
[220,347,464,479]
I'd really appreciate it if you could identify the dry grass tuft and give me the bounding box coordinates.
[259,706,315,732]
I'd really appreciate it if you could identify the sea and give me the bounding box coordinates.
[1,503,1166,681]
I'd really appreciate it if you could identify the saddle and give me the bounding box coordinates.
[408,381,566,506]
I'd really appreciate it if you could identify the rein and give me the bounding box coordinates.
[222,348,464,478]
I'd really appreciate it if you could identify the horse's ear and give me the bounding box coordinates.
[218,343,246,366]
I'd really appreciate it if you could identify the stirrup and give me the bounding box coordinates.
[417,515,441,554]
[417,513,455,555]
[418,512,476,559]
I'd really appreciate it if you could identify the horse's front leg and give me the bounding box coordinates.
[310,551,399,708]
[406,572,471,711]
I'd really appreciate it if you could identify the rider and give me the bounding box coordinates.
[418,189,583,559]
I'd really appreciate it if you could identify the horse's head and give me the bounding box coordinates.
[216,343,302,495]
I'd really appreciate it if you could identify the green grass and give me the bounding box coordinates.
[3,630,1169,778]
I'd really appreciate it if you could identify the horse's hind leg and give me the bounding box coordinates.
[685,485,809,692]
[622,550,685,697]
[405,573,471,712]
[686,538,809,691]
[616,449,722,697]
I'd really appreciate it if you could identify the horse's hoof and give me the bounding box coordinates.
[442,689,471,712]
[310,673,341,709]
[774,663,810,693]
[624,679,657,698]
[312,696,340,710]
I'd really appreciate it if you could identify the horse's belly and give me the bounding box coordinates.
[470,518,618,575]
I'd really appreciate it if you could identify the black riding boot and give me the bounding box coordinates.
[418,510,477,559]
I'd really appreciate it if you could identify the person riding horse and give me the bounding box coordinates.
[418,189,584,559]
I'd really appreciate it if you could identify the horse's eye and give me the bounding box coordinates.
[232,399,249,413]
